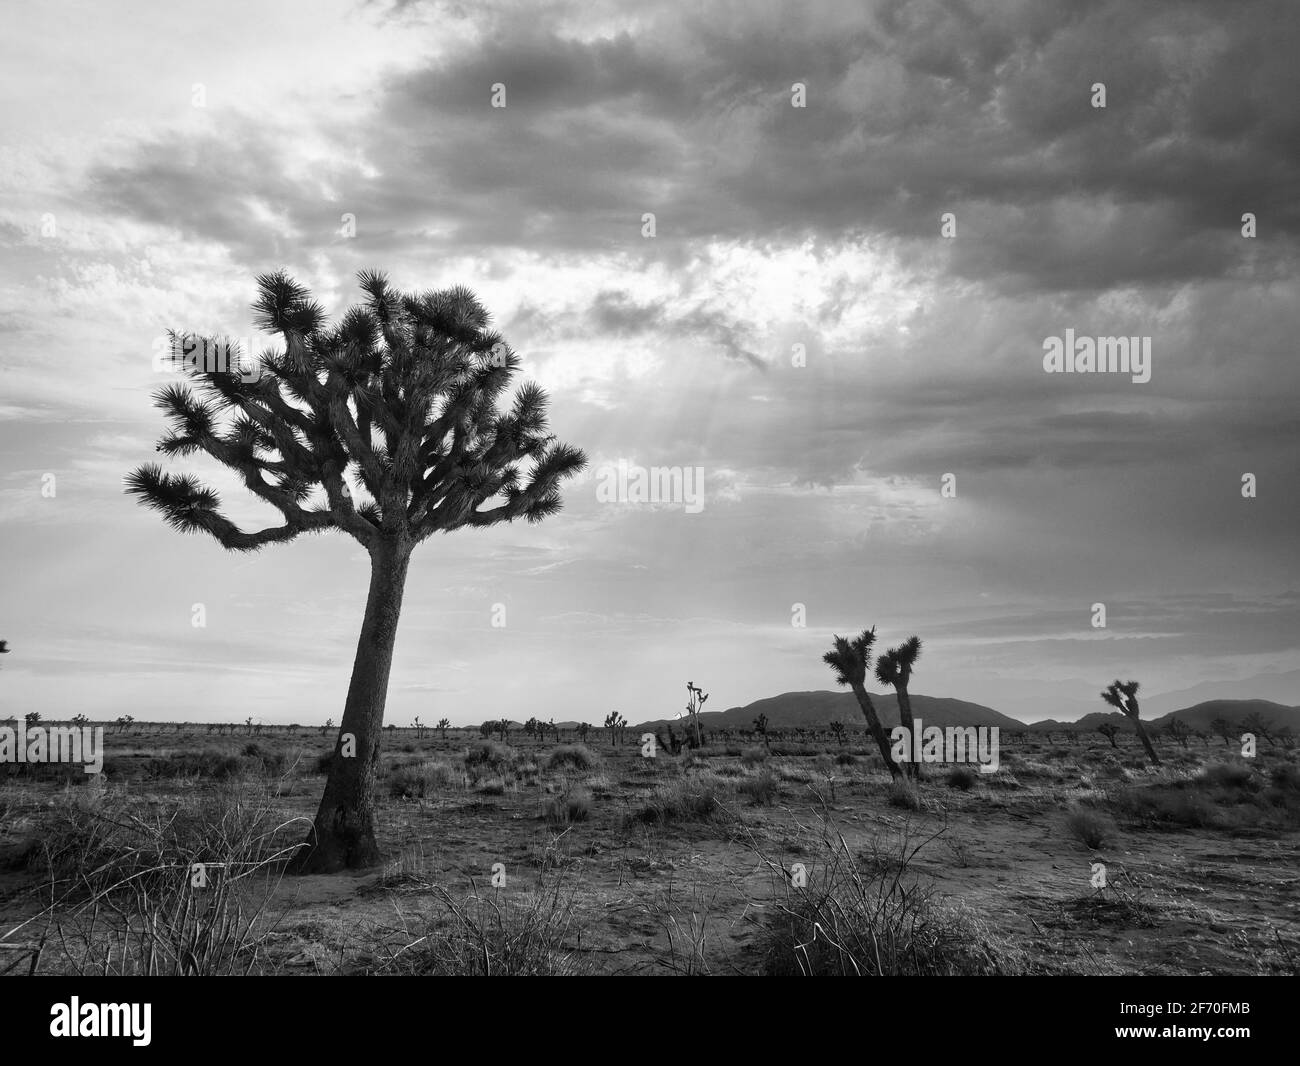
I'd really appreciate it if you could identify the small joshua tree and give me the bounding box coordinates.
[1100,680,1159,766]
[321,717,334,736]
[437,717,450,741]
[753,713,770,751]
[684,682,708,749]
[875,636,923,779]
[576,721,590,743]
[1166,718,1191,750]
[823,628,901,778]
[604,711,626,748]
[1242,710,1276,748]
[25,712,41,727]
[1096,722,1120,749]
[829,720,847,746]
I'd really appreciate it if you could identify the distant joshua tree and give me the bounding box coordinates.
[1101,680,1159,766]
[321,718,334,736]
[823,628,901,778]
[752,713,770,750]
[412,716,423,739]
[829,720,847,746]
[684,682,708,749]
[1166,718,1191,750]
[437,718,450,740]
[576,722,590,743]
[604,711,626,748]
[875,636,922,779]
[1096,722,1120,749]
[1242,711,1276,748]
[125,271,586,873]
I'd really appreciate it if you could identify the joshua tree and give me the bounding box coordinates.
[829,720,847,746]
[1100,680,1159,767]
[684,682,708,749]
[875,636,922,779]
[604,711,626,748]
[321,718,334,736]
[576,721,590,743]
[1242,711,1276,748]
[437,717,450,741]
[125,272,586,872]
[1096,722,1120,749]
[1166,718,1191,750]
[24,711,41,727]
[752,713,770,750]
[0,638,9,665]
[479,721,496,739]
[524,717,540,743]
[412,716,423,740]
[823,628,901,778]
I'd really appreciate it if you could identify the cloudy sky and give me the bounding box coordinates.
[1,0,1297,725]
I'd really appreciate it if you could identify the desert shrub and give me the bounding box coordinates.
[544,788,591,826]
[630,778,725,825]
[946,766,978,791]
[1064,807,1115,849]
[774,764,812,784]
[738,769,780,805]
[1109,787,1218,828]
[1270,762,1300,792]
[813,754,835,776]
[242,742,264,758]
[1200,761,1259,791]
[887,779,921,810]
[546,745,599,772]
[146,749,242,781]
[835,752,857,767]
[389,761,452,799]
[23,784,303,904]
[741,747,769,767]
[476,776,512,795]
[465,741,513,770]
[372,880,589,976]
[756,830,1018,976]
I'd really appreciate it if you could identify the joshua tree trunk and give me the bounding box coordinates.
[1129,715,1160,767]
[896,683,921,780]
[294,540,411,873]
[849,681,901,778]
